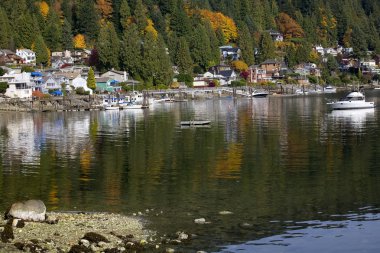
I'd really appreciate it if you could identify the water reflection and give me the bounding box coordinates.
[0,95,380,252]
[328,108,375,129]
[216,211,380,253]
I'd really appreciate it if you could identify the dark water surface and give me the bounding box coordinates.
[1,91,380,252]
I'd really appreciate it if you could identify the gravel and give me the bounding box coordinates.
[0,212,157,252]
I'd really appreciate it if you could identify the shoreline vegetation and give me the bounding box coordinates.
[0,211,159,253]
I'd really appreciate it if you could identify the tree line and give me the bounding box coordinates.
[0,0,379,86]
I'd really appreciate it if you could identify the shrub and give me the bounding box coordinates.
[0,82,8,93]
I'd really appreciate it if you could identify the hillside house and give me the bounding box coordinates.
[16,49,36,65]
[71,76,93,94]
[0,50,23,65]
[249,66,272,83]
[267,30,284,42]
[4,72,33,98]
[219,46,241,62]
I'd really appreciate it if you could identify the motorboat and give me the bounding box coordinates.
[252,90,269,98]
[120,102,143,109]
[327,91,375,110]
[324,85,337,93]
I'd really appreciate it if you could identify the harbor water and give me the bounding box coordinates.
[0,90,380,252]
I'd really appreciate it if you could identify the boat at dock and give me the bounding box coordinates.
[180,120,211,126]
[252,90,269,98]
[327,91,375,110]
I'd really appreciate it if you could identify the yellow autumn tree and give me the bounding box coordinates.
[144,19,158,38]
[39,1,50,19]
[197,9,238,43]
[231,60,248,72]
[73,34,86,49]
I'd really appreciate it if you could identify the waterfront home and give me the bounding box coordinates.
[72,75,93,94]
[4,72,33,98]
[41,76,62,93]
[101,69,128,83]
[259,59,282,76]
[95,77,118,93]
[248,65,272,83]
[16,49,36,65]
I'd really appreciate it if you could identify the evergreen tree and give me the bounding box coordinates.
[170,0,191,38]
[87,67,96,91]
[189,24,212,70]
[62,18,74,50]
[62,0,73,25]
[257,32,275,63]
[97,23,120,70]
[44,10,62,51]
[15,12,36,48]
[167,32,179,63]
[120,23,141,78]
[76,0,100,44]
[141,31,158,84]
[119,0,131,32]
[175,37,193,74]
[134,0,148,33]
[204,20,220,66]
[237,22,254,65]
[0,8,12,49]
[154,35,173,85]
[34,35,49,66]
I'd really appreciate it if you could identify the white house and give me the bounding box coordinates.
[4,72,33,98]
[16,49,36,65]
[101,69,128,83]
[71,76,93,94]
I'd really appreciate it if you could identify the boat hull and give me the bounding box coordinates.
[328,101,375,110]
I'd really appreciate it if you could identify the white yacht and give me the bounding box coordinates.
[327,91,375,110]
[324,85,337,93]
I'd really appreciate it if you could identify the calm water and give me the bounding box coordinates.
[1,91,380,252]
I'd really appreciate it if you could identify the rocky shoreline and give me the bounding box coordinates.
[0,211,160,253]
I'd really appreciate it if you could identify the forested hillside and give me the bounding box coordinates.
[0,0,379,85]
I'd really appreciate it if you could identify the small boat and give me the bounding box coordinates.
[252,90,269,98]
[180,121,211,126]
[324,85,337,93]
[120,102,143,109]
[104,105,120,110]
[327,91,375,110]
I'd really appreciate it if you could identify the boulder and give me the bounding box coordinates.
[6,200,46,221]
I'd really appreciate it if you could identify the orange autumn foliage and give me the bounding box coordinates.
[276,12,304,40]
[39,1,49,19]
[197,9,238,42]
[73,34,86,49]
[96,0,113,21]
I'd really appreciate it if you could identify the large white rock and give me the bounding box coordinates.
[7,200,46,221]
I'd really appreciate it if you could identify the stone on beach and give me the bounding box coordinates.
[6,200,46,221]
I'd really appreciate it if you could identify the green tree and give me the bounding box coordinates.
[44,10,62,51]
[237,22,254,65]
[119,0,131,32]
[134,0,148,33]
[204,20,220,65]
[62,18,73,50]
[0,8,12,49]
[120,23,141,78]
[140,31,158,84]
[97,23,120,70]
[257,32,276,63]
[34,35,49,66]
[76,0,100,44]
[189,23,212,70]
[175,37,193,74]
[154,35,173,85]
[87,67,96,91]
[15,12,36,48]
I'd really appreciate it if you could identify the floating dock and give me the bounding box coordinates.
[180,121,211,126]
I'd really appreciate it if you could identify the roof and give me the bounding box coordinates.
[102,69,125,76]
[95,77,111,83]
[219,70,234,77]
